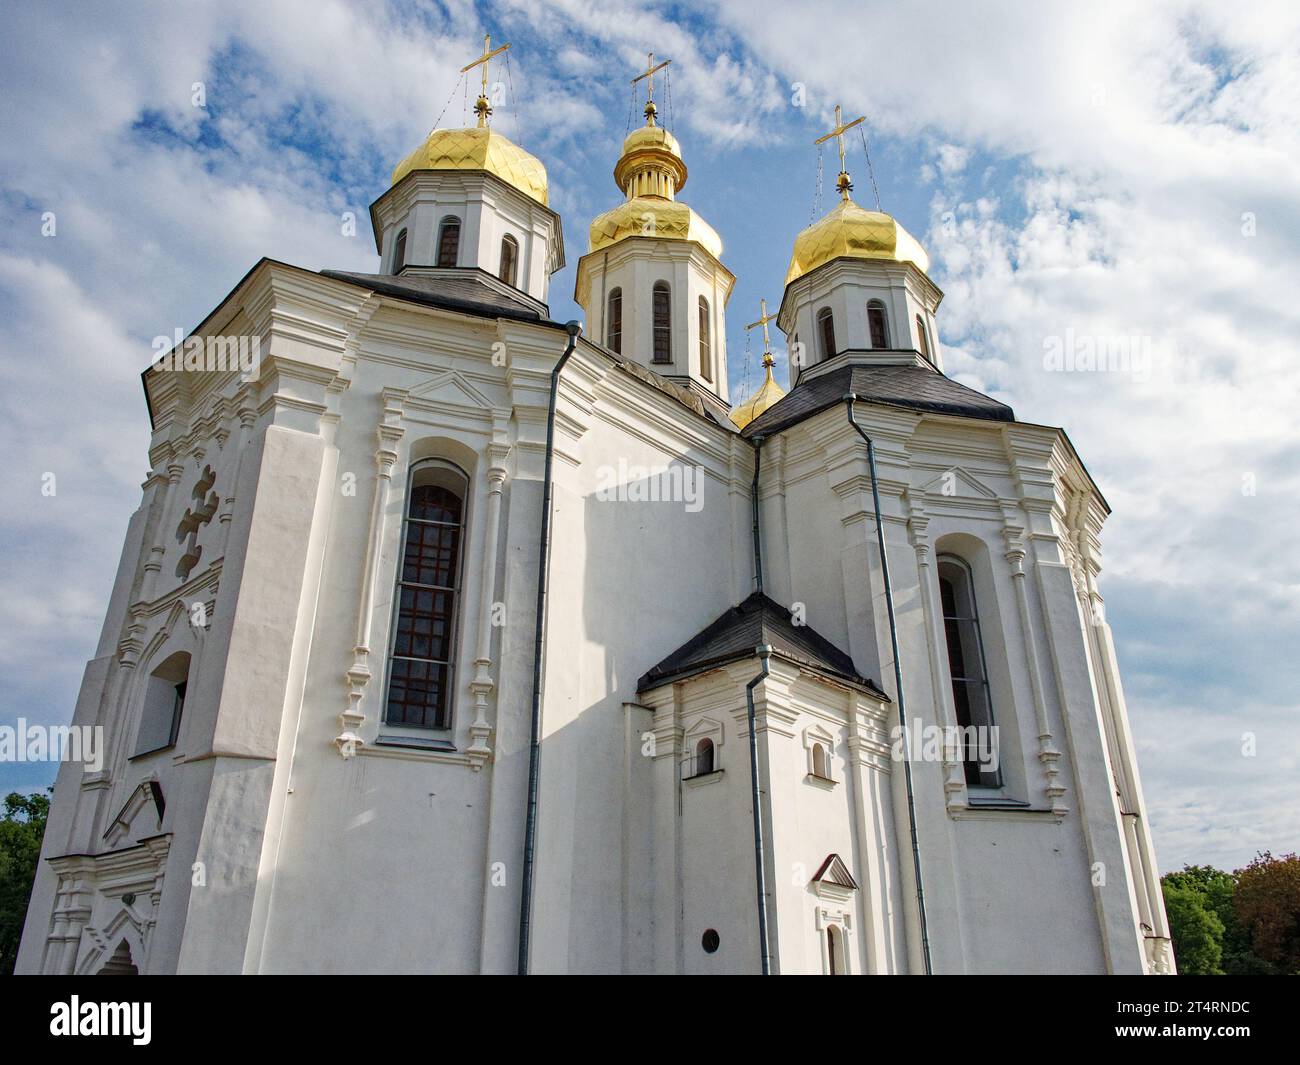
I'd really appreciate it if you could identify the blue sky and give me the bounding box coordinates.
[1,0,1297,873]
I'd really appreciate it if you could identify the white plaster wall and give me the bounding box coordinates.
[765,400,1150,973]
[525,360,742,972]
[20,257,1163,977]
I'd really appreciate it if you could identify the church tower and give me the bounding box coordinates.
[369,36,565,302]
[575,55,733,408]
[778,107,941,381]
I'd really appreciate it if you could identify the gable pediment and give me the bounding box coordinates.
[408,368,495,411]
[811,853,858,892]
[919,465,998,502]
[103,780,165,848]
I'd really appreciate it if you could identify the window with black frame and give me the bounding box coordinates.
[607,287,622,353]
[652,281,672,363]
[698,296,712,381]
[915,314,931,361]
[817,306,836,361]
[499,234,518,286]
[385,461,468,731]
[436,217,460,268]
[937,554,1001,787]
[867,300,889,348]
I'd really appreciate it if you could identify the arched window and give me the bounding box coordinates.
[827,925,844,975]
[916,314,931,360]
[812,742,830,779]
[499,234,518,287]
[393,228,408,272]
[937,555,1000,786]
[817,307,836,362]
[133,652,190,757]
[652,281,672,363]
[867,300,889,348]
[695,737,715,776]
[698,296,712,381]
[606,287,623,354]
[386,460,469,730]
[436,217,461,268]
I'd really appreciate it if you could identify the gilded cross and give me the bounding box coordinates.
[461,33,511,126]
[814,104,865,200]
[745,298,778,365]
[632,51,671,125]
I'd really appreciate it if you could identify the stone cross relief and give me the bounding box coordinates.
[175,465,218,581]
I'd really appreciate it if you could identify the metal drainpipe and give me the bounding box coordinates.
[750,437,765,596]
[745,644,774,975]
[516,319,583,976]
[844,394,933,975]
[744,436,773,973]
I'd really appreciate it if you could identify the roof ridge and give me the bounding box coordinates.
[741,361,1014,438]
[636,590,884,696]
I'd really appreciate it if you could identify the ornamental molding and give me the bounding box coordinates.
[684,715,724,744]
[408,367,498,410]
[918,465,999,502]
[102,780,165,849]
[810,852,859,899]
[44,835,171,976]
[337,389,408,757]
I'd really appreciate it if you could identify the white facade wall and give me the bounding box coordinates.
[17,250,1169,975]
[759,400,1161,973]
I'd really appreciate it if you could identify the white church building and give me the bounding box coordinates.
[18,49,1173,975]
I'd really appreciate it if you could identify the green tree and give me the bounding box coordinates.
[1162,864,1265,974]
[1162,878,1225,974]
[0,790,50,976]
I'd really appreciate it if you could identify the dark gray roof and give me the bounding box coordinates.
[321,267,550,324]
[614,360,734,428]
[637,592,885,696]
[741,360,1014,438]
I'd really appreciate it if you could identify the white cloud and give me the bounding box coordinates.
[703,0,1300,870]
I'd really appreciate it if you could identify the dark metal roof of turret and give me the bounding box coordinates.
[740,360,1014,438]
[637,592,886,696]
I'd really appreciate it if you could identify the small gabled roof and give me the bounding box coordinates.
[103,780,165,845]
[741,361,1014,439]
[636,592,886,696]
[812,853,858,890]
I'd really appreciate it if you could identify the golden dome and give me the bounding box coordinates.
[589,198,723,258]
[587,111,721,258]
[613,124,687,194]
[730,358,786,429]
[390,126,549,207]
[785,198,929,286]
[621,124,682,156]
